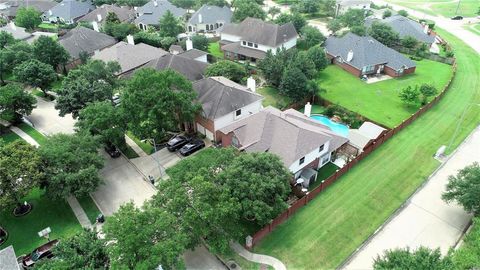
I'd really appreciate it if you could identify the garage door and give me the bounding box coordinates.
[196,123,205,135]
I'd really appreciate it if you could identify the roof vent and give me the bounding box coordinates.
[347,50,353,62]
[368,39,374,43]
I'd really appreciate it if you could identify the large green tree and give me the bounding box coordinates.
[339,8,365,28]
[39,133,104,199]
[300,25,326,49]
[32,36,70,70]
[121,68,200,141]
[274,12,306,33]
[442,162,480,215]
[279,65,313,101]
[0,41,33,84]
[258,47,297,87]
[327,19,342,35]
[15,7,42,31]
[374,247,454,270]
[451,217,480,269]
[158,10,184,38]
[307,45,329,71]
[398,85,420,105]
[419,84,438,105]
[55,60,121,118]
[0,83,36,122]
[205,60,248,83]
[368,21,400,47]
[0,31,15,49]
[13,59,56,96]
[232,0,266,22]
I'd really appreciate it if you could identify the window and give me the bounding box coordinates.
[319,144,324,152]
[321,154,329,165]
[254,43,258,48]
[247,42,253,47]
[232,135,239,147]
[299,157,305,165]
[242,41,246,45]
[235,109,241,117]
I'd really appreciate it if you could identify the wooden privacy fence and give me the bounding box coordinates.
[249,61,457,248]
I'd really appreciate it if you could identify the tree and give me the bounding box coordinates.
[15,7,42,31]
[292,50,317,79]
[55,60,121,117]
[33,36,69,71]
[13,59,56,96]
[39,133,103,199]
[319,0,336,16]
[0,31,15,49]
[232,0,266,22]
[398,85,420,105]
[401,36,418,49]
[296,0,320,14]
[350,25,367,36]
[205,60,247,83]
[300,25,326,49]
[0,41,33,84]
[105,11,120,24]
[442,162,480,215]
[104,203,188,269]
[327,19,343,35]
[179,35,209,51]
[339,8,365,28]
[451,217,480,269]
[267,6,281,19]
[0,83,36,122]
[374,247,454,270]
[36,229,109,270]
[258,48,297,87]
[382,9,392,19]
[159,10,184,38]
[219,152,291,226]
[0,141,43,214]
[368,21,400,47]
[75,101,126,147]
[274,12,306,33]
[121,69,200,141]
[170,0,196,9]
[103,22,138,40]
[279,66,311,101]
[307,45,328,71]
[419,84,437,105]
[133,31,162,47]
[398,9,409,17]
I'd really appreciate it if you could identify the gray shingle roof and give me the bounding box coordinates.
[79,4,135,23]
[0,0,56,17]
[134,0,186,26]
[221,17,298,47]
[193,76,263,120]
[178,48,208,60]
[220,107,348,167]
[366,15,435,44]
[92,41,168,74]
[59,26,117,59]
[140,53,208,81]
[221,41,266,59]
[188,4,232,25]
[325,32,416,70]
[0,23,32,40]
[43,0,95,21]
[0,246,21,270]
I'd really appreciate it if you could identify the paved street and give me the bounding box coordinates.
[184,246,227,270]
[26,96,76,135]
[131,148,182,180]
[343,126,480,269]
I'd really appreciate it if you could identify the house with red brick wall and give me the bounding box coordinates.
[217,107,348,188]
[193,76,263,141]
[325,33,416,78]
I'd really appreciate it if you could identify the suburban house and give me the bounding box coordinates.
[0,22,56,43]
[187,4,232,34]
[92,38,168,76]
[348,121,386,153]
[0,246,21,270]
[0,0,56,19]
[42,0,95,24]
[335,0,371,16]
[218,106,349,187]
[325,33,416,78]
[59,26,117,69]
[139,53,209,80]
[79,4,135,25]
[134,0,186,31]
[219,17,298,62]
[193,76,263,140]
[178,48,208,63]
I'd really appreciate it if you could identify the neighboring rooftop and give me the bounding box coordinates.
[59,26,117,59]
[193,76,263,120]
[92,41,168,74]
[188,4,232,25]
[348,121,386,150]
[169,44,184,54]
[325,32,416,70]
[0,246,21,270]
[220,107,348,167]
[0,0,56,17]
[0,22,31,40]
[140,53,209,81]
[221,17,298,47]
[79,4,135,23]
[43,0,95,21]
[221,41,266,59]
[178,48,208,60]
[135,0,186,26]
[365,15,436,44]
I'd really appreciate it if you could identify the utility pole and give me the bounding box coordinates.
[454,0,461,15]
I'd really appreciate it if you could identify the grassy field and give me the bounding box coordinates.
[318,58,453,128]
[254,29,480,269]
[387,0,479,17]
[0,189,82,255]
[256,87,293,109]
[208,42,224,59]
[0,131,22,145]
[77,195,102,224]
[17,123,47,146]
[126,131,154,155]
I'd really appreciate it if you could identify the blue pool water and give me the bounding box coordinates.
[310,115,349,137]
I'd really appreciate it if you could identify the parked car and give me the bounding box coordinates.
[179,139,205,156]
[451,15,463,20]
[22,239,59,268]
[104,144,121,158]
[166,135,191,152]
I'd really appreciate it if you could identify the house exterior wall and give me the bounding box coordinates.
[384,65,416,77]
[277,37,297,51]
[289,141,330,176]
[194,54,208,63]
[213,100,263,131]
[332,57,362,77]
[188,22,225,33]
[221,33,241,43]
[195,115,215,140]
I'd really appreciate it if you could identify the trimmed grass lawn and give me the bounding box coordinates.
[0,189,82,255]
[308,162,340,191]
[254,29,480,269]
[77,195,101,224]
[126,131,154,155]
[208,42,224,59]
[386,0,478,17]
[318,58,453,128]
[38,23,58,30]
[0,131,22,145]
[119,144,140,159]
[256,87,293,109]
[17,123,47,146]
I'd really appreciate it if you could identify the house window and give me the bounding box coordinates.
[247,42,253,47]
[321,154,329,165]
[299,157,305,165]
[254,43,258,48]
[232,135,239,147]
[235,109,242,117]
[242,41,246,45]
[319,144,324,152]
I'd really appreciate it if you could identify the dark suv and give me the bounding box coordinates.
[104,144,121,158]
[179,139,205,156]
[166,135,191,152]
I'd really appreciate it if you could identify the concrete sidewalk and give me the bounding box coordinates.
[231,242,286,270]
[342,126,479,269]
[66,196,92,228]
[10,126,39,147]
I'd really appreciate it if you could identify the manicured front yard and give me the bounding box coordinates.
[208,42,224,59]
[318,58,453,128]
[254,29,480,269]
[256,87,293,109]
[126,131,154,155]
[77,195,102,224]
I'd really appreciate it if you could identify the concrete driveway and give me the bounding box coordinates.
[342,127,480,269]
[26,96,76,135]
[130,148,182,180]
[184,246,227,270]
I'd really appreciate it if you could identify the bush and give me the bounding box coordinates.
[133,31,162,47]
[323,104,362,127]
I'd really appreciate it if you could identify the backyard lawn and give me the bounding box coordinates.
[256,87,292,109]
[208,42,224,59]
[386,0,479,17]
[254,29,480,269]
[318,58,453,128]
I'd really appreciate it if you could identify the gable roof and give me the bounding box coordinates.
[193,76,263,120]
[44,0,95,21]
[325,32,416,70]
[220,107,348,167]
[0,246,21,270]
[134,0,186,26]
[221,17,298,47]
[0,0,56,17]
[92,41,168,74]
[59,26,117,59]
[169,44,184,54]
[188,4,232,25]
[178,48,208,60]
[140,53,208,81]
[366,15,435,44]
[79,4,135,23]
[0,23,32,40]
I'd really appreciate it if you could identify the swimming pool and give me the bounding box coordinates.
[310,115,349,137]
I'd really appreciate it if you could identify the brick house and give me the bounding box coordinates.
[325,33,416,78]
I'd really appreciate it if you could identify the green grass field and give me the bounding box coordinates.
[77,195,101,224]
[126,131,154,155]
[386,0,479,18]
[17,123,47,146]
[256,87,293,109]
[208,42,224,59]
[318,59,453,128]
[0,131,22,145]
[254,29,480,269]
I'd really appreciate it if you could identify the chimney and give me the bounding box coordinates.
[127,34,135,45]
[304,102,312,117]
[198,13,202,23]
[97,13,102,22]
[247,77,256,92]
[347,50,354,62]
[153,0,157,7]
[186,38,193,51]
[9,21,16,30]
[423,24,429,34]
[48,9,52,16]
[92,21,99,32]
